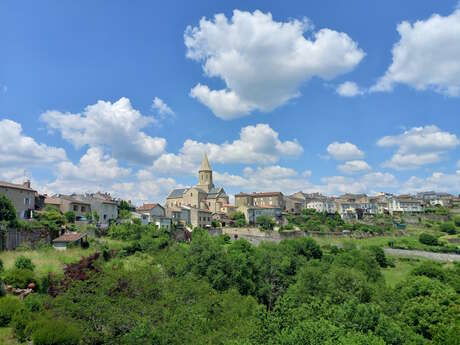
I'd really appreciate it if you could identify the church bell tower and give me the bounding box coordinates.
[197,153,214,192]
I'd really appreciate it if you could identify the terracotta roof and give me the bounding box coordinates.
[252,192,283,197]
[137,203,161,211]
[53,232,86,243]
[0,180,36,192]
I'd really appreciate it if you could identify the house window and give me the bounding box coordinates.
[81,206,86,213]
[24,197,30,205]
[191,193,193,196]
[73,205,78,211]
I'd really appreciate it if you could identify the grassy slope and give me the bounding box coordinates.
[0,238,125,278]
[0,327,21,345]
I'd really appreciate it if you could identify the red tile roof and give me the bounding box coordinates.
[137,203,162,211]
[53,232,86,243]
[0,180,36,192]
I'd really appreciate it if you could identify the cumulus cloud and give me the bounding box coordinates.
[336,81,364,97]
[152,97,175,118]
[402,171,460,194]
[378,125,459,169]
[151,124,303,175]
[0,119,66,167]
[41,97,166,164]
[327,141,364,161]
[320,172,398,195]
[185,9,365,119]
[371,9,460,96]
[338,160,371,174]
[57,147,131,182]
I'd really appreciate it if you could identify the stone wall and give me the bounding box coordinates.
[0,228,50,251]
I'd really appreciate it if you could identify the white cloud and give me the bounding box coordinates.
[320,172,398,195]
[185,9,365,119]
[41,97,166,164]
[152,97,175,118]
[338,160,371,174]
[402,171,460,194]
[327,141,364,161]
[57,147,131,182]
[371,9,460,96]
[378,125,459,169]
[151,124,303,175]
[336,81,364,97]
[0,119,66,167]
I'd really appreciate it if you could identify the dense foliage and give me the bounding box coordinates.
[1,229,458,345]
[0,194,17,226]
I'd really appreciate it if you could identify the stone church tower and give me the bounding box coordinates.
[197,154,214,193]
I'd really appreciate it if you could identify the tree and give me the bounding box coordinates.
[119,200,133,211]
[0,194,17,224]
[64,211,76,223]
[256,215,275,231]
[439,222,456,235]
[419,233,438,246]
[229,211,247,227]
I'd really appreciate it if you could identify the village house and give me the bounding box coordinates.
[76,192,118,225]
[136,203,171,230]
[237,205,283,225]
[165,154,229,228]
[45,195,91,220]
[0,180,36,219]
[284,196,304,214]
[388,195,424,214]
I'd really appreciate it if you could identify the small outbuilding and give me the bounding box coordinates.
[53,232,88,250]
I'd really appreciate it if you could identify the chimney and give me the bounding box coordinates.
[23,180,31,189]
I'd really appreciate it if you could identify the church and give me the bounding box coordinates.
[165,154,229,227]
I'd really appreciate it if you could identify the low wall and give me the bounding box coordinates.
[0,228,50,251]
[209,227,307,245]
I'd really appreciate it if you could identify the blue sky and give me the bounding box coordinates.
[1,1,460,204]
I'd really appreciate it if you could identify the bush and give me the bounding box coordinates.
[11,308,31,342]
[30,318,81,345]
[64,211,76,223]
[439,222,456,235]
[0,280,5,297]
[419,233,438,246]
[454,216,460,227]
[0,194,17,225]
[14,255,35,271]
[256,215,275,231]
[3,268,36,288]
[368,246,388,268]
[411,262,446,282]
[0,296,23,326]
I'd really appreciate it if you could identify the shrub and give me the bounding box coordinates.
[0,296,23,326]
[439,222,456,235]
[11,308,31,342]
[3,268,36,288]
[411,262,446,282]
[30,318,81,345]
[0,194,17,225]
[419,233,438,246]
[454,216,460,227]
[256,215,275,231]
[64,211,76,223]
[369,246,388,268]
[14,255,35,271]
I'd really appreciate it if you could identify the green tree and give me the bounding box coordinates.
[256,215,275,231]
[64,211,76,223]
[0,194,17,225]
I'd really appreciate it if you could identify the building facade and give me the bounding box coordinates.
[165,154,229,228]
[0,180,36,219]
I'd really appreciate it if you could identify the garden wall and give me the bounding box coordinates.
[0,228,50,251]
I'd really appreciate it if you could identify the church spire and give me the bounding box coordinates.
[200,153,212,171]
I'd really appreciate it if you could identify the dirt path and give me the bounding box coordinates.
[384,248,460,262]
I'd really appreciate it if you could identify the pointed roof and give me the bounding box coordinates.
[199,153,212,171]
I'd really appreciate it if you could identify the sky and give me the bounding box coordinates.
[1,0,460,205]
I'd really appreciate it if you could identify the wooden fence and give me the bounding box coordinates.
[0,227,50,251]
